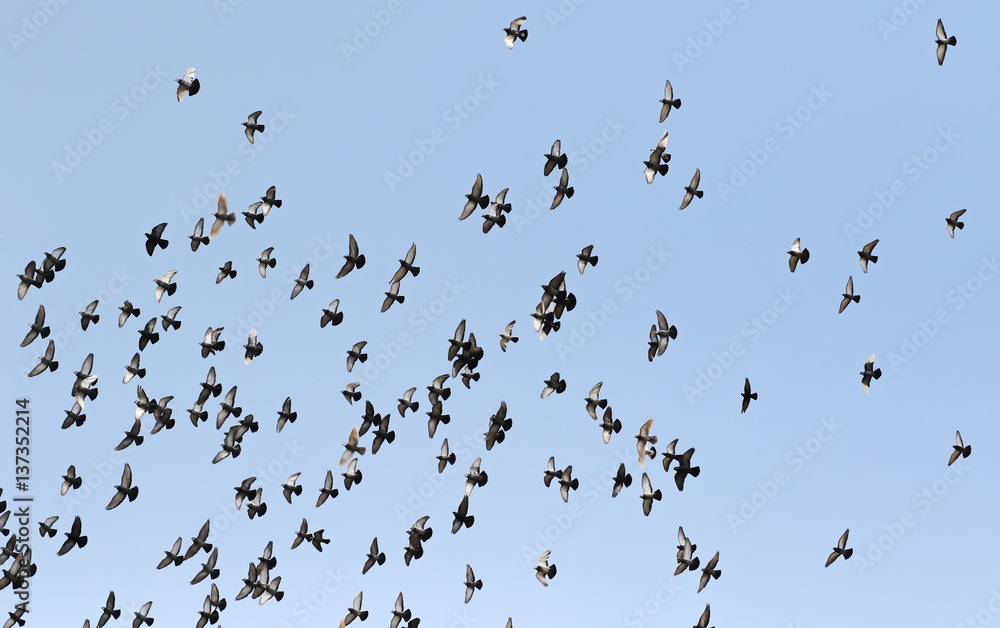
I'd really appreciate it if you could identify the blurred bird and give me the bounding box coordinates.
[949,430,972,466]
[679,169,703,209]
[282,473,303,504]
[659,80,682,122]
[137,317,160,351]
[390,243,420,284]
[535,550,556,586]
[342,382,362,405]
[184,520,213,560]
[426,401,451,438]
[611,462,632,497]
[199,327,226,358]
[577,245,598,274]
[133,601,154,628]
[61,465,82,495]
[640,473,662,516]
[291,264,314,299]
[839,276,860,313]
[78,300,100,330]
[216,386,242,428]
[436,439,456,473]
[551,168,574,209]
[118,300,140,327]
[694,604,712,628]
[644,132,670,184]
[390,592,413,628]
[858,239,879,273]
[153,270,177,303]
[464,564,483,603]
[210,192,236,239]
[342,458,363,490]
[558,466,579,502]
[543,139,568,176]
[159,306,182,332]
[337,234,366,278]
[648,310,677,360]
[465,458,488,497]
[106,463,138,509]
[257,247,276,278]
[316,470,339,507]
[543,456,563,488]
[825,529,853,566]
[243,111,264,143]
[600,406,622,444]
[347,341,368,372]
[741,378,757,413]
[382,281,405,312]
[935,19,956,65]
[363,537,386,574]
[451,494,475,533]
[541,372,567,398]
[250,185,282,217]
[276,396,297,433]
[320,299,344,327]
[97,591,121,628]
[674,447,701,491]
[461,173,490,220]
[397,387,420,417]
[216,261,237,283]
[339,426,366,466]
[499,321,518,352]
[946,209,966,238]
[787,237,810,272]
[20,304,49,347]
[585,381,607,420]
[345,591,369,625]
[243,328,263,364]
[176,67,200,101]
[860,354,881,394]
[503,16,528,49]
[698,552,721,593]
[27,339,58,377]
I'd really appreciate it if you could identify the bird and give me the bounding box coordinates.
[648,310,678,360]
[639,472,662,516]
[337,234,366,278]
[216,261,237,283]
[636,417,658,466]
[611,463,632,497]
[675,531,700,575]
[153,270,177,303]
[291,264,314,299]
[363,537,386,574]
[679,169,703,209]
[949,430,972,466]
[115,418,144,451]
[342,382,362,405]
[694,604,712,628]
[860,354,882,394]
[935,19,957,65]
[339,426,367,466]
[427,374,452,404]
[97,591,121,628]
[461,173,490,220]
[61,465,82,495]
[38,246,67,282]
[585,381,608,420]
[27,339,58,377]
[143,222,169,257]
[600,407,622,444]
[61,402,86,430]
[558,466,579,502]
[465,458,488,496]
[210,192,236,239]
[644,132,671,183]
[535,550,556,586]
[390,592,413,628]
[436,439,456,473]
[196,366,223,406]
[839,276,860,313]
[463,564,483,603]
[390,243,420,284]
[118,300,140,327]
[243,328,263,364]
[426,400,451,438]
[741,378,757,413]
[183,519,213,560]
[499,320,518,352]
[199,326,226,358]
[372,416,395,454]
[38,516,58,538]
[661,438,683,473]
[550,168,574,209]
[316,470,339,507]
[247,490,268,520]
[452,494,475,533]
[482,203,507,233]
[825,529,853,567]
[282,473,303,503]
[698,552,721,593]
[78,299,100,330]
[543,139,568,176]
[503,16,528,49]
[674,447,701,491]
[257,247,276,278]
[787,238,810,272]
[106,463,138,510]
[344,591,369,625]
[243,111,264,143]
[542,372,567,398]
[249,185,282,217]
[321,299,344,327]
[133,601,154,628]
[20,304,49,347]
[176,67,200,101]
[216,386,242,428]
[188,217,210,251]
[659,79,682,122]
[397,387,420,417]
[156,538,185,569]
[382,281,405,312]
[137,317,160,351]
[576,245,598,274]
[858,239,879,273]
[346,341,368,372]
[291,518,312,550]
[543,456,563,488]
[946,209,966,238]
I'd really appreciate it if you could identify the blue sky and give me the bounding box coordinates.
[4,1,1000,626]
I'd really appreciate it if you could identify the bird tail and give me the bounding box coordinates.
[750,393,758,400]
[465,515,475,527]
[549,565,557,578]
[356,254,366,268]
[272,199,282,208]
[305,280,314,290]
[948,36,957,45]
[956,221,964,230]
[167,284,177,296]
[518,30,528,41]
[397,295,406,304]
[564,187,575,198]
[570,478,579,490]
[852,295,860,303]
[129,486,140,501]
[558,154,568,168]
[843,548,854,559]
[441,389,451,401]
[653,489,662,501]
[410,266,421,277]
[694,189,703,198]
[872,368,882,380]
[359,611,370,621]
[657,165,669,176]
[673,99,682,109]
[385,431,396,443]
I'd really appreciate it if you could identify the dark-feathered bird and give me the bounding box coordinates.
[176,67,200,101]
[503,16,528,49]
[243,111,264,144]
[145,223,168,256]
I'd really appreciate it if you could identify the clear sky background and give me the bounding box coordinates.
[4,1,1000,626]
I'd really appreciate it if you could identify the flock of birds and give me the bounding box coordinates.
[8,12,976,628]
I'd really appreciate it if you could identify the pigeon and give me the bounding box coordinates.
[648,310,678,360]
[611,462,632,497]
[585,382,608,420]
[427,374,451,404]
[345,591,369,625]
[464,564,483,603]
[679,169,703,209]
[291,518,313,549]
[860,354,881,394]
[242,202,264,228]
[291,264,314,299]
[499,321,518,352]
[382,281,405,312]
[390,243,420,284]
[543,456,563,488]
[635,418,657,466]
[949,430,972,466]
[247,490,267,520]
[640,473,662,516]
[133,601,154,628]
[257,540,277,571]
[674,448,701,491]
[600,407,622,444]
[363,537,386,574]
[197,366,223,405]
[346,341,368,372]
[235,562,260,601]
[157,306,182,333]
[342,458,363,490]
[61,465,82,495]
[397,387,420,417]
[390,593,413,628]
[372,416,396,454]
[535,550,556,586]
[858,239,879,273]
[14,260,41,300]
[121,352,146,385]
[157,537,185,569]
[342,382,362,405]
[210,192,236,239]
[251,185,282,217]
[77,299,100,330]
[698,552,721,593]
[787,238,810,272]
[482,203,507,233]
[40,246,67,279]
[137,317,160,351]
[200,327,226,358]
[436,439,456,473]
[233,479,259,511]
[216,261,237,284]
[460,173,490,220]
[741,378,757,413]
[550,168,574,209]
[243,111,264,144]
[426,401,451,438]
[825,529,853,566]
[176,67,200,101]
[189,218,210,251]
[257,574,283,604]
[935,19,956,65]
[558,466,579,503]
[339,426,366,466]
[336,234,366,278]
[183,520,213,560]
[114,418,144,451]
[243,328,263,364]
[316,470,339,507]
[659,80,682,122]
[144,223,169,256]
[61,402,86,429]
[543,139,568,176]
[839,276,860,313]
[946,209,966,238]
[2,608,26,628]
[484,402,512,450]
[661,438,683,473]
[503,16,528,49]
[118,300,140,327]
[38,515,58,538]
[576,245,598,274]
[257,247,276,277]
[465,457,488,497]
[675,530,700,575]
[451,494,475,533]
[447,319,469,361]
[153,270,177,303]
[310,529,331,552]
[358,401,382,436]
[282,473,303,503]
[644,132,671,184]
[27,339,58,377]
[97,591,121,628]
[321,299,344,327]
[195,597,219,628]
[272,397,297,434]
[694,604,712,628]
[216,386,242,428]
[541,372,567,398]
[106,463,138,510]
